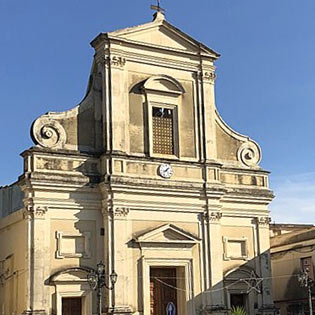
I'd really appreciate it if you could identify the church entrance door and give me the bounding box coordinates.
[150,267,177,315]
[62,297,82,315]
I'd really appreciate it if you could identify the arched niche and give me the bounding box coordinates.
[224,266,261,314]
[48,267,94,315]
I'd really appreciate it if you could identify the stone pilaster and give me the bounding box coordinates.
[196,66,217,162]
[23,204,50,315]
[101,183,133,314]
[202,206,226,315]
[105,54,129,154]
[255,216,277,314]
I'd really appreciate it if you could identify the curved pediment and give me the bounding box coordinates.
[49,267,93,284]
[143,75,185,95]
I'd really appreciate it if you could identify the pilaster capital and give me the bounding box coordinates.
[23,206,48,220]
[194,71,216,84]
[255,216,271,227]
[106,55,126,68]
[209,211,223,222]
[114,207,130,217]
[102,206,130,218]
[203,71,216,83]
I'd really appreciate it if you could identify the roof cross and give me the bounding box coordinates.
[151,0,165,14]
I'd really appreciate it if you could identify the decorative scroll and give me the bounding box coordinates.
[31,117,66,149]
[237,142,261,167]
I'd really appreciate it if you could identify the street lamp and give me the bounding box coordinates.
[87,261,118,315]
[298,268,313,315]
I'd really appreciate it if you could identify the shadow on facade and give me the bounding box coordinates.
[41,158,104,315]
[273,265,315,315]
[39,158,278,315]
[128,236,277,315]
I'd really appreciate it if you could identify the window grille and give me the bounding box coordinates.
[152,107,174,155]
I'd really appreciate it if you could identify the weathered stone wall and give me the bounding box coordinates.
[0,183,24,218]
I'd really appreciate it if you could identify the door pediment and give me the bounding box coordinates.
[134,224,200,247]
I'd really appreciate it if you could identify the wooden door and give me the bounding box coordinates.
[62,297,82,315]
[150,267,177,315]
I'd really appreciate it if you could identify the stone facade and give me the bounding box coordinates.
[0,12,276,315]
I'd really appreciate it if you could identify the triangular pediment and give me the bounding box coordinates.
[116,26,197,52]
[135,224,200,245]
[106,14,220,58]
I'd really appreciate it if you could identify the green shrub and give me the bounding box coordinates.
[230,306,247,315]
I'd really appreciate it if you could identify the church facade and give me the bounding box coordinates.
[0,12,276,315]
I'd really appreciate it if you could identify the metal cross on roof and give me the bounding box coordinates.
[151,0,165,14]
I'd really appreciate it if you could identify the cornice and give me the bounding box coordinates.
[92,34,217,61]
[108,176,204,195]
[20,146,101,159]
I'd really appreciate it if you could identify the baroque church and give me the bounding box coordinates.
[0,9,277,315]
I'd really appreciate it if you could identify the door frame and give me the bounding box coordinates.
[56,284,92,315]
[142,258,194,315]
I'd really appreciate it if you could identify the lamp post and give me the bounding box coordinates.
[87,261,118,315]
[298,268,313,315]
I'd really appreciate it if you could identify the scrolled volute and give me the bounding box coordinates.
[31,117,66,149]
[237,141,261,167]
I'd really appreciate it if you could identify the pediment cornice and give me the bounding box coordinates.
[134,224,200,247]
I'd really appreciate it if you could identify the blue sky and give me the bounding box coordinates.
[0,0,315,223]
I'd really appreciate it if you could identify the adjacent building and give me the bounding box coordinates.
[271,225,315,314]
[0,11,277,315]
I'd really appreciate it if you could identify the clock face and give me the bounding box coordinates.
[158,164,173,178]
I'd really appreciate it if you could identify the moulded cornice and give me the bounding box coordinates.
[224,193,273,202]
[106,35,217,59]
[108,175,204,192]
[220,166,270,176]
[220,209,270,219]
[106,47,203,71]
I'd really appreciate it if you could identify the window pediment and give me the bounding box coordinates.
[143,75,185,96]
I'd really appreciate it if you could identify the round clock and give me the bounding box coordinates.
[158,164,173,178]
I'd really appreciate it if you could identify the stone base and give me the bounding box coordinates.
[258,304,280,315]
[202,305,229,315]
[106,306,133,315]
